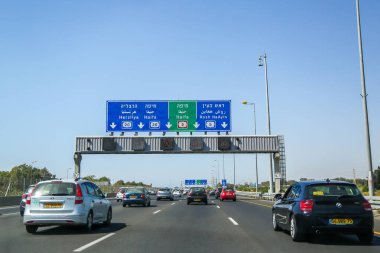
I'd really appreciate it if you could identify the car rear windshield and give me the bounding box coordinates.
[306,184,361,198]
[32,182,76,197]
[159,188,170,192]
[126,188,144,193]
[119,188,127,193]
[191,187,205,193]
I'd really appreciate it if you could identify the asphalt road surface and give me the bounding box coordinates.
[1,197,379,253]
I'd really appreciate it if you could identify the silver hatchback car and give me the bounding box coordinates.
[23,179,112,233]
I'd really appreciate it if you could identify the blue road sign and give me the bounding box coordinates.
[107,101,168,132]
[222,179,227,187]
[185,179,207,186]
[106,100,231,132]
[196,100,231,131]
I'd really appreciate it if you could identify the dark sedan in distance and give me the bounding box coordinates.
[272,180,374,243]
[187,187,208,205]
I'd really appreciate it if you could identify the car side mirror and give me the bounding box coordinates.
[274,193,283,201]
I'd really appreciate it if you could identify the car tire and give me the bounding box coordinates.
[204,200,208,205]
[290,215,304,241]
[26,225,38,234]
[157,198,160,201]
[357,231,374,244]
[233,198,236,202]
[147,201,151,207]
[85,211,93,232]
[187,201,190,205]
[122,203,126,207]
[272,212,281,231]
[170,198,173,201]
[104,208,112,226]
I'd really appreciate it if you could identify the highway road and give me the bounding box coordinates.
[1,197,380,253]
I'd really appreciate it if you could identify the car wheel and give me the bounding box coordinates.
[157,198,160,201]
[272,212,281,231]
[85,211,93,232]
[187,201,190,205]
[290,215,304,241]
[104,208,112,226]
[204,200,208,205]
[26,225,38,234]
[148,201,151,207]
[122,203,126,207]
[170,198,173,201]
[357,231,374,244]
[233,198,236,202]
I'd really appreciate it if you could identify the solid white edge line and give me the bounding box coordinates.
[0,212,19,216]
[73,233,115,252]
[216,205,220,209]
[153,210,161,214]
[171,203,176,205]
[228,217,239,226]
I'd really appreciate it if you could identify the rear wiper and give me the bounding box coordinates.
[337,195,356,200]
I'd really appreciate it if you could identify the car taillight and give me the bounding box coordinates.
[141,194,145,199]
[363,200,372,211]
[75,184,83,204]
[300,199,314,213]
[26,194,31,205]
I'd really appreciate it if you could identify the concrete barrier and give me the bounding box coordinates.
[0,196,20,207]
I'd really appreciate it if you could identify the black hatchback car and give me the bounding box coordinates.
[187,187,208,205]
[272,180,374,243]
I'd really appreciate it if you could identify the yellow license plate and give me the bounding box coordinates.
[130,196,137,199]
[193,199,201,202]
[44,203,63,209]
[329,218,353,225]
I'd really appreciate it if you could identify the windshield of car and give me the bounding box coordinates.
[158,188,170,192]
[32,182,76,196]
[119,188,127,193]
[126,188,144,193]
[190,187,205,193]
[306,184,361,198]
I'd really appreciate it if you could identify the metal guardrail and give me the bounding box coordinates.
[236,191,380,210]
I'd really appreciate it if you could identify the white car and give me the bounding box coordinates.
[23,179,112,233]
[173,190,182,197]
[116,187,128,202]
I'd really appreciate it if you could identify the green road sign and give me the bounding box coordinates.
[168,101,197,131]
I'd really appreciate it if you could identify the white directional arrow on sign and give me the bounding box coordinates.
[110,122,117,129]
[165,122,172,129]
[221,122,228,128]
[193,122,200,128]
[138,122,144,129]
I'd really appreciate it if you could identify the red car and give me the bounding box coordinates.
[220,188,236,201]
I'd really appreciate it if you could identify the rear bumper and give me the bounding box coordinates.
[23,213,87,226]
[123,199,147,205]
[295,213,374,234]
[220,195,236,200]
[157,195,172,199]
[187,196,207,202]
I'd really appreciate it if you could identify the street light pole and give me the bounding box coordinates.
[214,160,220,186]
[233,153,236,191]
[242,101,259,192]
[356,0,374,197]
[259,53,274,194]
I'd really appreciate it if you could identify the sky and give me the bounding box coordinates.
[0,0,379,188]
